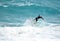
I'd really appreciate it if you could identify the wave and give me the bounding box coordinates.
[0,21,60,41]
[0,22,23,27]
[0,4,60,25]
[0,0,60,27]
[0,17,59,27]
[0,0,60,11]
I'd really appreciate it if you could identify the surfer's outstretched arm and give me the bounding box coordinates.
[34,15,44,22]
[41,17,44,20]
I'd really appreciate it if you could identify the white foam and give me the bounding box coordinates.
[0,3,8,7]
[0,25,60,41]
[3,5,8,7]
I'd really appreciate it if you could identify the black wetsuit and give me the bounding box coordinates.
[35,15,43,22]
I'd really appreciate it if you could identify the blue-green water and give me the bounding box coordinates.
[0,0,60,27]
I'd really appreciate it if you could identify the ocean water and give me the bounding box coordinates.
[0,0,60,26]
[0,0,60,41]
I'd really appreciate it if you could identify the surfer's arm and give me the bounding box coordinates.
[41,17,44,20]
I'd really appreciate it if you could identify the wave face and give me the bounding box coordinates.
[0,0,60,26]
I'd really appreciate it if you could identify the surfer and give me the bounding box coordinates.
[34,15,44,22]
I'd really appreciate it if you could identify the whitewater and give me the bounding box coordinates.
[0,19,60,41]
